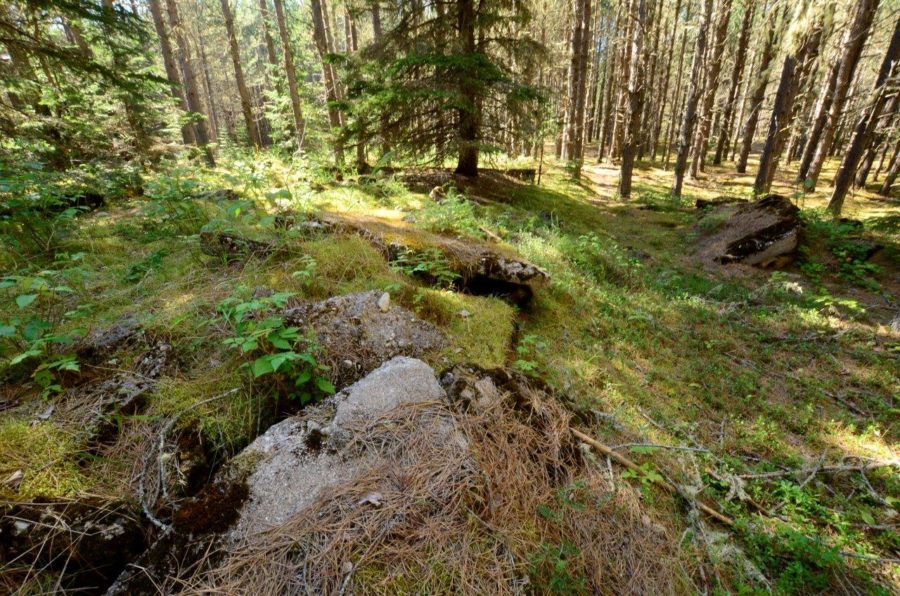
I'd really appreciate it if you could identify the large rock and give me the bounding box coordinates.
[107,357,457,594]
[230,356,447,537]
[696,194,802,268]
[282,290,444,388]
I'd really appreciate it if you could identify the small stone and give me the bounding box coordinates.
[342,561,354,574]
[377,292,391,312]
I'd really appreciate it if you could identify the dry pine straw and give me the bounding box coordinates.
[185,385,693,595]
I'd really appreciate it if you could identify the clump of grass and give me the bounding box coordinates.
[405,289,516,369]
[418,190,486,239]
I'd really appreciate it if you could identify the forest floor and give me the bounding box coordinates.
[0,152,898,593]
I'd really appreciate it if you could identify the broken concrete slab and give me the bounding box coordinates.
[283,212,548,304]
[107,357,456,593]
[695,194,802,268]
[229,356,449,536]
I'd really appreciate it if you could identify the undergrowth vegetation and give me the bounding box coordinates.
[1,151,897,594]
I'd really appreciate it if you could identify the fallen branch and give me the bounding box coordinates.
[571,427,734,526]
[738,460,898,480]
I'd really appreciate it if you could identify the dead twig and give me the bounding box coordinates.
[571,427,734,526]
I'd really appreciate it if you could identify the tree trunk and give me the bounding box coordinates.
[753,54,794,193]
[688,0,732,177]
[147,0,194,146]
[563,0,592,177]
[713,0,754,165]
[598,4,623,162]
[220,0,262,148]
[311,0,345,163]
[753,12,824,193]
[619,0,646,198]
[638,0,661,159]
[663,0,693,167]
[671,0,713,197]
[164,0,214,165]
[652,0,684,161]
[455,0,480,176]
[855,94,898,187]
[828,16,900,214]
[736,6,779,173]
[878,136,900,195]
[196,25,221,142]
[795,60,839,183]
[272,0,305,146]
[258,0,278,67]
[805,0,880,191]
[101,0,151,155]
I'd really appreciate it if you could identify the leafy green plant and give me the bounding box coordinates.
[124,249,168,283]
[0,254,91,396]
[621,462,665,495]
[565,233,643,287]
[218,291,334,405]
[291,255,318,290]
[529,482,594,595]
[418,189,485,239]
[740,524,844,595]
[513,333,547,375]
[141,165,208,236]
[801,210,883,290]
[391,247,460,289]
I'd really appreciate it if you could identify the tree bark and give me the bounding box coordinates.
[878,136,900,195]
[855,94,898,187]
[455,0,480,176]
[713,0,754,165]
[735,6,779,173]
[220,0,262,148]
[805,0,880,191]
[619,0,646,198]
[563,0,592,177]
[828,16,900,214]
[652,0,684,161]
[272,0,306,146]
[671,0,713,197]
[664,0,693,167]
[258,0,279,68]
[147,0,195,146]
[753,54,794,193]
[753,11,824,193]
[164,0,214,165]
[795,60,839,183]
[689,0,732,177]
[311,0,345,163]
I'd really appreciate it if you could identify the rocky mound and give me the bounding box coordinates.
[285,212,549,305]
[282,291,445,388]
[695,194,802,268]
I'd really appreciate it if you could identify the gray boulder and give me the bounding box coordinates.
[231,356,446,537]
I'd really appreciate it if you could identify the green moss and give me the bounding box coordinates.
[152,364,259,453]
[0,419,89,499]
[302,235,404,296]
[408,289,516,369]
